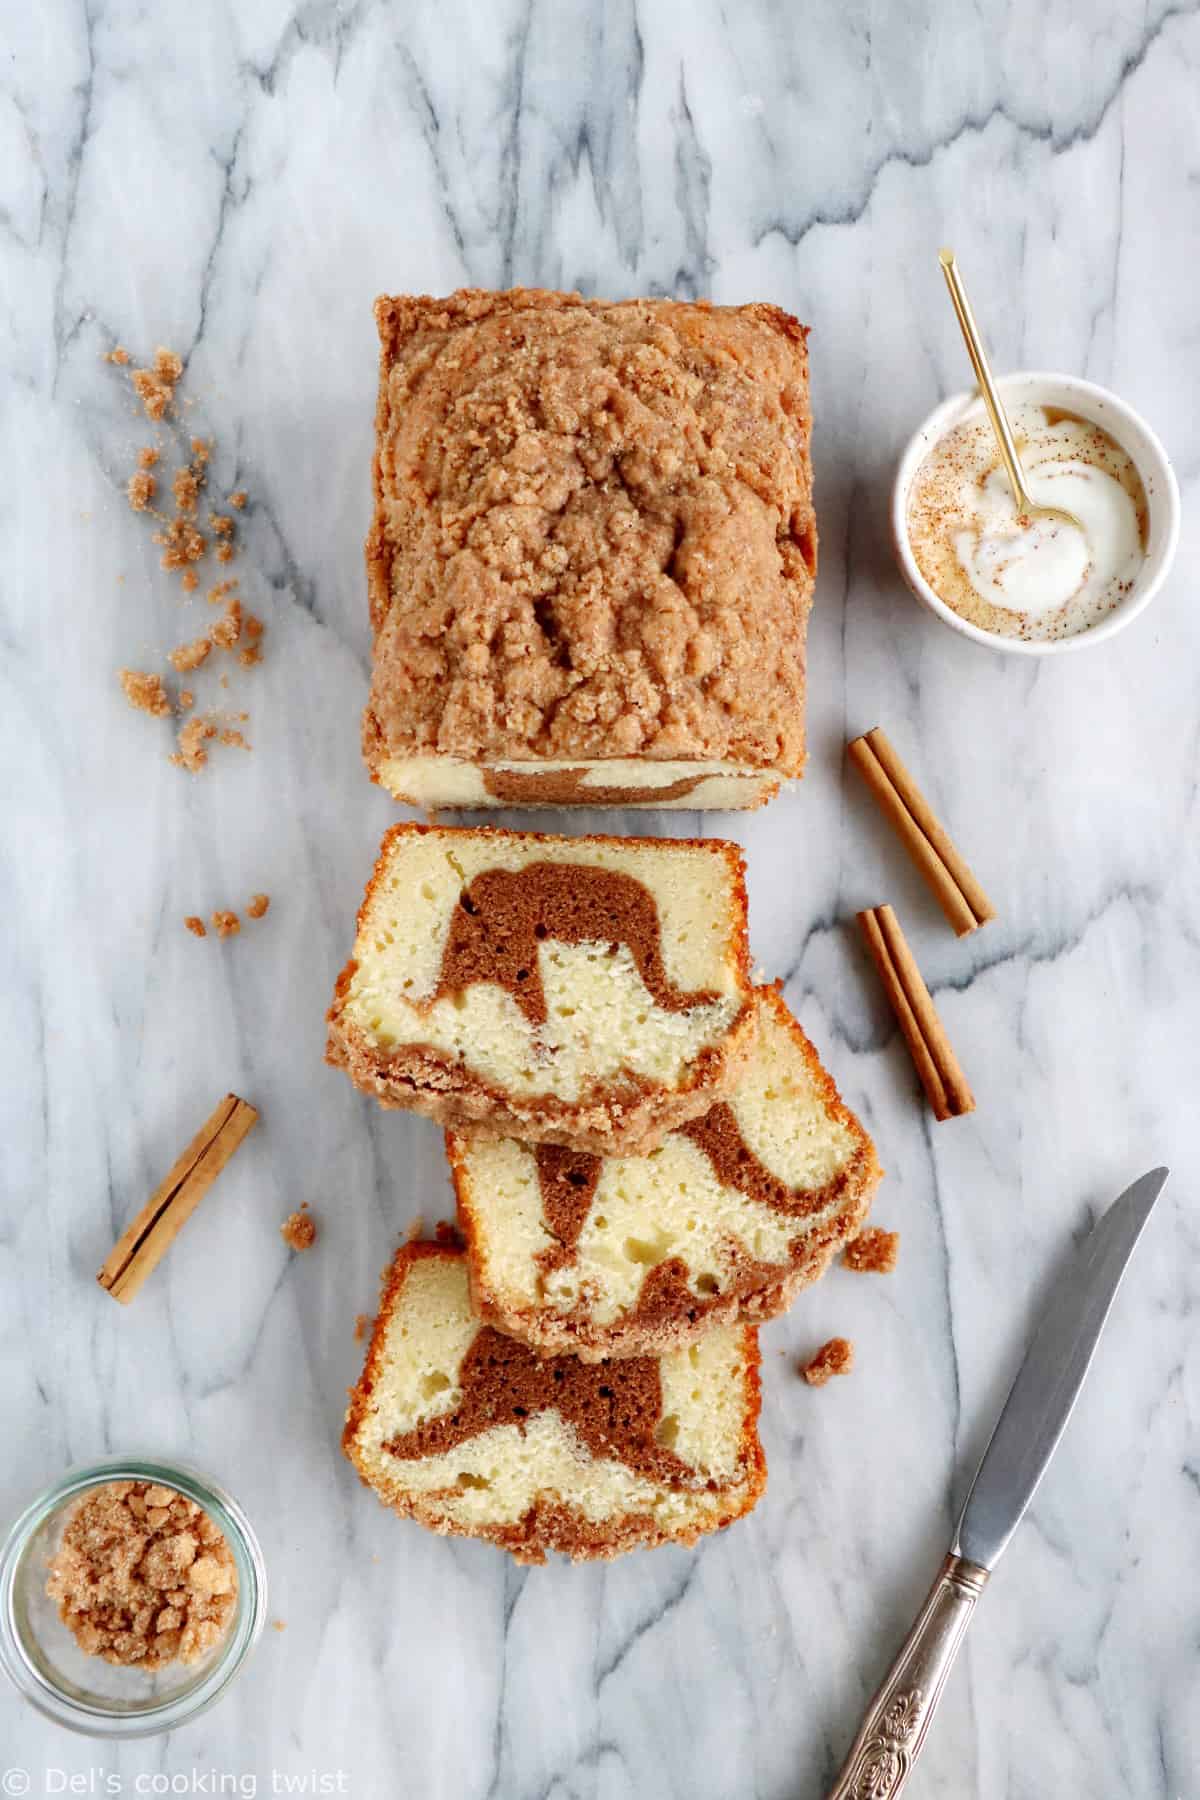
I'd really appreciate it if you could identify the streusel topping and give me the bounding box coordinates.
[366,289,815,773]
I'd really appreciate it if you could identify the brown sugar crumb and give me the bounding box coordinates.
[272,1619,286,1633]
[191,438,211,464]
[154,516,207,570]
[118,668,172,718]
[211,910,240,938]
[210,597,242,649]
[281,1207,317,1252]
[45,1480,237,1670]
[173,466,203,515]
[181,569,199,593]
[168,636,212,674]
[229,490,247,510]
[246,893,270,919]
[179,689,195,710]
[207,578,238,606]
[132,368,171,420]
[130,350,184,423]
[243,613,264,640]
[238,645,262,669]
[209,513,234,537]
[843,1227,900,1275]
[139,446,160,469]
[184,916,207,938]
[219,728,250,750]
[802,1337,855,1387]
[215,540,236,564]
[126,471,157,512]
[354,1313,372,1342]
[170,713,218,772]
[106,346,131,366]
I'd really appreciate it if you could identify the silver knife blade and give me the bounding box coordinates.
[954,1166,1167,1570]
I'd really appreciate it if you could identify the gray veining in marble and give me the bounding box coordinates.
[2,1,1198,1795]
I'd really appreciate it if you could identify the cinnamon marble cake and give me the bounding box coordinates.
[450,988,881,1359]
[363,288,815,811]
[343,1242,766,1563]
[326,824,756,1153]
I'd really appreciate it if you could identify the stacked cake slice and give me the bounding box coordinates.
[342,1242,766,1563]
[331,825,879,1561]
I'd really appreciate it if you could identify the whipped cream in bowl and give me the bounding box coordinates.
[893,373,1179,655]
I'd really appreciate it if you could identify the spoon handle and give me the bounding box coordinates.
[938,248,1033,516]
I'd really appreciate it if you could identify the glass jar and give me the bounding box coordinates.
[0,1456,267,1737]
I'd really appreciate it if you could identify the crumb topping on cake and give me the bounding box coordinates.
[366,288,814,776]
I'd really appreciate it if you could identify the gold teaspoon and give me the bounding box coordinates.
[938,247,1084,537]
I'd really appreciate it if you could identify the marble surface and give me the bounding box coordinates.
[2,1,1198,1794]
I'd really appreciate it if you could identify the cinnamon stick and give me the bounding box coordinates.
[98,1094,259,1304]
[848,727,995,937]
[857,905,974,1121]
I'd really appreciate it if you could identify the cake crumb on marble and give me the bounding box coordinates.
[802,1337,854,1386]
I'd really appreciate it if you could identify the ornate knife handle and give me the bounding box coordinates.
[827,1553,989,1799]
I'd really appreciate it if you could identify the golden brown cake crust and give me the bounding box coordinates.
[325,822,757,1154]
[451,986,883,1358]
[363,287,815,783]
[342,1241,767,1564]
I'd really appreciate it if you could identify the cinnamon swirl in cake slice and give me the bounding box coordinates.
[326,824,756,1153]
[450,987,881,1359]
[343,1241,766,1563]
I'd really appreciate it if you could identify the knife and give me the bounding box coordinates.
[827,1166,1168,1799]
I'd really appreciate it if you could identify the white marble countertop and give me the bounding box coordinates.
[3,2,1198,1794]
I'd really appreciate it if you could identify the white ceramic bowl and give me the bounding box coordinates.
[892,371,1180,655]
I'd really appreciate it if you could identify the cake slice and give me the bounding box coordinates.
[450,987,881,1359]
[326,824,756,1153]
[363,288,816,812]
[343,1241,766,1563]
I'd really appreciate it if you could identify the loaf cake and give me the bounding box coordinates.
[343,1241,766,1562]
[363,287,816,811]
[450,987,881,1359]
[326,824,756,1152]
